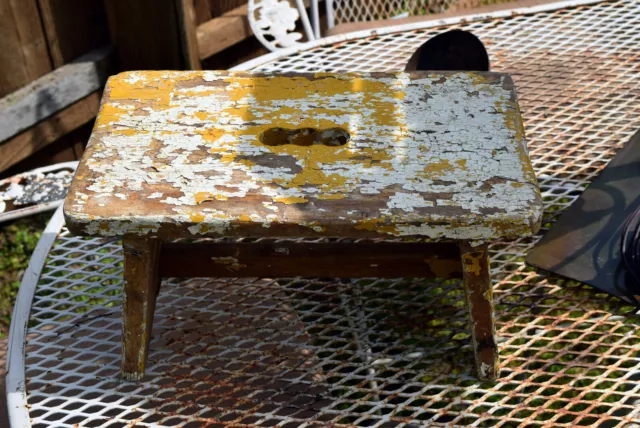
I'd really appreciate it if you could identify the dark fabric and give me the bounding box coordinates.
[527,130,640,306]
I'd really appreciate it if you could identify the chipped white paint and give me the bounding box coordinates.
[64,71,542,241]
[479,362,496,379]
[387,192,433,212]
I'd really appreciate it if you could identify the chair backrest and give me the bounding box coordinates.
[248,0,322,52]
[248,0,507,51]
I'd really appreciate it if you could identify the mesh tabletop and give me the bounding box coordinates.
[7,0,640,427]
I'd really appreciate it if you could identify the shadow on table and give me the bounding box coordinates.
[24,274,476,427]
[141,276,476,426]
[22,265,640,427]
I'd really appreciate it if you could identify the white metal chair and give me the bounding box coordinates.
[247,0,496,51]
[247,0,323,52]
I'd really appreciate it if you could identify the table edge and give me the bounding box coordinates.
[6,207,65,428]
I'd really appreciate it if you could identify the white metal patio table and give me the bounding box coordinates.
[7,0,640,427]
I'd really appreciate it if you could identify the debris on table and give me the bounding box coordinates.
[0,162,77,224]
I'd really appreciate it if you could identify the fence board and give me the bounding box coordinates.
[0,0,52,97]
[37,0,109,67]
[0,47,111,143]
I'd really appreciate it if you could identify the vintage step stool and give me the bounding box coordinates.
[64,71,542,381]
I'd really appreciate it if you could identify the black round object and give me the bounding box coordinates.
[405,29,490,72]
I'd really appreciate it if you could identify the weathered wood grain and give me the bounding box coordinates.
[210,0,248,17]
[122,237,162,381]
[176,0,202,70]
[460,242,497,380]
[193,0,212,24]
[0,0,52,97]
[196,2,251,59]
[0,92,100,173]
[65,71,542,241]
[105,0,184,70]
[37,0,110,68]
[0,46,111,143]
[160,241,463,278]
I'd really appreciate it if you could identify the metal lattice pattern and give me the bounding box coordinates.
[22,1,640,427]
[331,0,516,24]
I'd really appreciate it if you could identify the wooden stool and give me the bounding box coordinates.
[64,71,542,381]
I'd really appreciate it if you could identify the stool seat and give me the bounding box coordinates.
[64,71,541,241]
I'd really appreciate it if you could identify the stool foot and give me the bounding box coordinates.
[460,242,498,381]
[121,237,162,381]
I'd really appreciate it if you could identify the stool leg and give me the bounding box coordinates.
[121,237,162,381]
[460,242,498,380]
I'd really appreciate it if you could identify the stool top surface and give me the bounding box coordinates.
[64,70,541,240]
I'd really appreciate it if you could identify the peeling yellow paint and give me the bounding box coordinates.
[273,196,308,204]
[462,252,483,276]
[423,159,453,177]
[189,212,206,223]
[95,103,130,129]
[354,218,381,232]
[354,218,399,235]
[318,193,346,200]
[107,71,179,108]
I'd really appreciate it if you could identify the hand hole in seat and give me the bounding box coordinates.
[260,127,350,147]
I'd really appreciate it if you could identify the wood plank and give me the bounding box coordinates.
[201,35,268,70]
[8,0,52,81]
[210,0,247,17]
[37,0,109,68]
[105,0,184,70]
[193,0,212,25]
[196,0,315,60]
[0,0,52,97]
[160,241,463,278]
[0,46,111,143]
[0,0,29,96]
[0,123,90,179]
[196,2,251,60]
[0,92,101,173]
[176,0,202,70]
[36,0,63,67]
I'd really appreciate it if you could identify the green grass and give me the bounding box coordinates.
[0,213,49,335]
